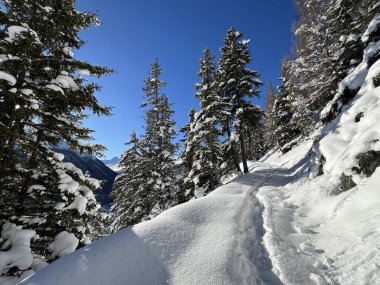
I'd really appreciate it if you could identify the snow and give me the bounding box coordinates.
[67,195,88,215]
[320,41,380,185]
[19,138,380,284]
[48,231,79,258]
[0,71,16,86]
[258,139,380,284]
[21,164,280,285]
[362,14,380,42]
[0,223,36,274]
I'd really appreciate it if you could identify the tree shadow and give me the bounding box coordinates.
[20,228,170,285]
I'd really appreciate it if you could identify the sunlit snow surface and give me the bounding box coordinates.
[20,138,380,284]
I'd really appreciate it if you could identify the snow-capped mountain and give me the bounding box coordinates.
[101,156,122,173]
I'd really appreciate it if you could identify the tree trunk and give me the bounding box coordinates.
[226,123,241,172]
[239,132,249,173]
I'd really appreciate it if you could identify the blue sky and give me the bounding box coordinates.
[76,0,296,159]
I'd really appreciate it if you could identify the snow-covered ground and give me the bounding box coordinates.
[19,137,380,284]
[19,162,281,285]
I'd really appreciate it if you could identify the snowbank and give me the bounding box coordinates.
[20,165,279,285]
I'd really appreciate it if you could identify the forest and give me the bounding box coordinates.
[1,0,380,284]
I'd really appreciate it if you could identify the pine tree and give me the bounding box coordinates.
[182,48,223,198]
[216,28,263,173]
[273,62,301,152]
[0,0,111,272]
[110,132,148,231]
[140,59,179,213]
[111,59,179,231]
[263,81,277,149]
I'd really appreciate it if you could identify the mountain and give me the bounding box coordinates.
[102,156,122,173]
[52,148,118,208]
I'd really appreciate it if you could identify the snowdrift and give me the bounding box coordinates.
[20,164,281,285]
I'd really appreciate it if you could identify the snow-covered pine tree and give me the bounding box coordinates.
[322,0,380,122]
[182,48,223,198]
[273,62,301,152]
[0,0,111,273]
[110,132,149,231]
[287,0,379,128]
[216,28,263,173]
[263,80,277,149]
[180,108,197,176]
[111,59,179,231]
[140,59,179,214]
[180,108,199,197]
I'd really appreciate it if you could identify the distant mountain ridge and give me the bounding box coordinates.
[102,156,122,173]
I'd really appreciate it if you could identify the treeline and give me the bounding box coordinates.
[111,28,265,231]
[1,0,380,279]
[273,0,379,152]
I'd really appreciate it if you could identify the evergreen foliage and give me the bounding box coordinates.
[263,81,277,149]
[111,59,179,231]
[182,48,223,198]
[216,28,263,173]
[0,0,111,274]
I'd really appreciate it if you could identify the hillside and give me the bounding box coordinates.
[18,18,380,282]
[20,140,380,284]
[1,1,380,284]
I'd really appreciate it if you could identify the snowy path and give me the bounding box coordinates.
[21,155,380,285]
[21,163,284,285]
[257,167,330,285]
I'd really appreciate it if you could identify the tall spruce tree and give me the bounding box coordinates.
[216,28,263,173]
[140,59,178,213]
[111,59,179,231]
[182,48,223,198]
[0,0,112,273]
[273,62,301,152]
[263,80,277,149]
[110,132,148,231]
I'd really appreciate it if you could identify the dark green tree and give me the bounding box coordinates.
[182,48,223,198]
[0,0,112,274]
[216,28,263,173]
[263,80,277,149]
[111,59,179,230]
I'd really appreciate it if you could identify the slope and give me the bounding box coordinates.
[20,163,282,285]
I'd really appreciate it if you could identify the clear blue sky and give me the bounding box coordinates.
[76,0,296,159]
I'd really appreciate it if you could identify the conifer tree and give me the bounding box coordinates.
[111,59,179,231]
[0,0,111,271]
[216,28,263,173]
[182,48,223,197]
[110,132,148,231]
[263,81,277,149]
[273,62,301,152]
[140,59,178,213]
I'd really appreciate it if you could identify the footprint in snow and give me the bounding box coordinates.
[294,223,319,235]
[279,201,299,209]
[313,256,335,271]
[299,242,325,255]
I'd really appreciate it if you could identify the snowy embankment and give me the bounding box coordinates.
[19,139,380,284]
[259,139,380,284]
[20,163,282,285]
[6,138,376,285]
